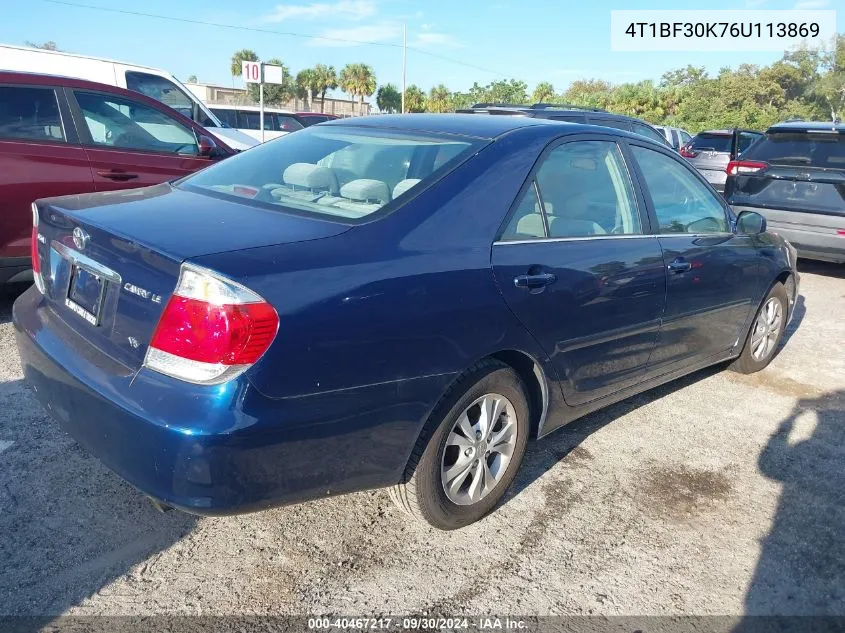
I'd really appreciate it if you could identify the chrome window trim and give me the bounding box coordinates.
[493,234,656,246]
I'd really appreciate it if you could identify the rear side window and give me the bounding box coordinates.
[690,133,732,153]
[632,146,728,234]
[211,108,238,128]
[74,91,198,155]
[743,131,845,168]
[501,140,641,240]
[0,86,64,142]
[550,114,586,123]
[590,117,631,132]
[181,126,484,222]
[277,115,304,132]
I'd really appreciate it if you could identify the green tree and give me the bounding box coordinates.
[376,83,401,113]
[562,79,613,109]
[230,49,258,81]
[404,85,426,113]
[186,75,198,84]
[487,79,528,104]
[296,68,322,110]
[247,59,295,107]
[426,84,452,112]
[339,63,377,115]
[531,81,556,104]
[312,64,338,113]
[25,40,58,50]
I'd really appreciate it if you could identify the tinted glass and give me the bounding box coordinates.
[633,122,667,144]
[550,114,586,123]
[670,129,680,149]
[590,117,631,131]
[211,108,238,128]
[302,115,329,126]
[738,132,761,153]
[501,183,544,240]
[238,111,260,129]
[632,146,728,234]
[0,86,64,142]
[125,71,195,121]
[533,141,641,237]
[181,126,483,221]
[75,91,198,154]
[743,131,845,168]
[277,115,304,132]
[679,131,692,144]
[690,133,732,153]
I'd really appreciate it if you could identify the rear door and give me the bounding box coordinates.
[0,83,93,261]
[491,135,666,415]
[726,128,845,258]
[67,88,216,190]
[629,142,761,373]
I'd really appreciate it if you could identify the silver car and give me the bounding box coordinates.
[654,125,692,151]
[680,128,764,193]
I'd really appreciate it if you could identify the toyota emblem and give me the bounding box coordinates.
[72,227,89,250]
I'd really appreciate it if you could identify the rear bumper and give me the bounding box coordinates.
[732,205,845,263]
[13,286,444,514]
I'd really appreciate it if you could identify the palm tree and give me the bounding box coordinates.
[296,68,318,110]
[230,49,259,84]
[426,84,452,113]
[532,81,556,104]
[404,85,426,113]
[376,84,401,113]
[312,64,338,113]
[339,63,377,115]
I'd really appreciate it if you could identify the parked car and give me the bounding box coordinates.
[15,114,798,530]
[680,128,764,193]
[0,71,234,284]
[726,120,845,263]
[209,105,304,142]
[654,124,692,151]
[458,103,673,148]
[296,112,340,126]
[0,43,257,151]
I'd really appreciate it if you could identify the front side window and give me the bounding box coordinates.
[633,122,668,145]
[125,71,195,121]
[501,140,641,240]
[181,126,483,221]
[0,86,64,142]
[632,145,728,234]
[74,91,198,155]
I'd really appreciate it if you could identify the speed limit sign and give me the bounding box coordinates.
[242,61,262,83]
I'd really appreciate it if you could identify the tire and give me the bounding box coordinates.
[731,282,789,374]
[389,360,530,530]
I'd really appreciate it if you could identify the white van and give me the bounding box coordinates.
[208,104,304,143]
[0,44,257,150]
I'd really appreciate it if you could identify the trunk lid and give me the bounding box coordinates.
[34,183,351,369]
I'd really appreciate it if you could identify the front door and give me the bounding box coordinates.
[491,138,666,412]
[628,143,761,374]
[68,89,214,191]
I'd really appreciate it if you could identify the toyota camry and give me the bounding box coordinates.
[14,114,798,529]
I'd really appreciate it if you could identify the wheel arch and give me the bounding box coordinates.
[489,349,549,440]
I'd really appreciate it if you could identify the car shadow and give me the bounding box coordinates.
[734,389,845,625]
[0,282,196,619]
[502,362,728,506]
[797,259,845,279]
[780,293,806,348]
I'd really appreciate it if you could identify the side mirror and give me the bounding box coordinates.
[197,135,218,157]
[736,210,767,235]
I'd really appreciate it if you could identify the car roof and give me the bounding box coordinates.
[0,43,167,74]
[767,120,844,133]
[297,112,336,117]
[210,104,296,114]
[320,113,560,139]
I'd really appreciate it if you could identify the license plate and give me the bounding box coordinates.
[65,264,105,326]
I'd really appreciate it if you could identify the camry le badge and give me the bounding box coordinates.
[72,227,90,251]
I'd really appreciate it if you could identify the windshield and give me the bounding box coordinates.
[180,125,484,221]
[690,133,732,153]
[744,131,845,168]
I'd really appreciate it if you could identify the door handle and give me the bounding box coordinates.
[514,272,557,289]
[96,170,138,181]
[667,259,692,274]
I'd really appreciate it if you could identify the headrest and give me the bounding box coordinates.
[282,163,337,191]
[516,213,545,238]
[339,179,390,204]
[393,178,422,199]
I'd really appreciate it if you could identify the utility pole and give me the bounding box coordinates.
[402,23,406,114]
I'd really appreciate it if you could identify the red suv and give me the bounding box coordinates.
[0,71,234,284]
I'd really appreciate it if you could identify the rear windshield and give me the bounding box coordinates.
[180,126,484,221]
[689,133,732,152]
[743,131,845,168]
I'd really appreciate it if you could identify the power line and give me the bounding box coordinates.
[41,0,507,77]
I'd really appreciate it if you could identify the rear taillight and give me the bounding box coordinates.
[31,203,45,293]
[144,265,279,385]
[727,160,768,176]
[679,145,697,158]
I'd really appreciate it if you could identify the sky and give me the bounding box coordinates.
[1,0,842,99]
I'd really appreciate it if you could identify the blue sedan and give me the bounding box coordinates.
[14,114,799,529]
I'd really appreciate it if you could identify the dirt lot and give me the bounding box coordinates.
[0,261,843,618]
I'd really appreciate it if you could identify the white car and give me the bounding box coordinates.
[0,44,258,151]
[653,125,693,152]
[209,105,304,143]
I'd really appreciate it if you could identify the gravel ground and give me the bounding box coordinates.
[0,261,843,618]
